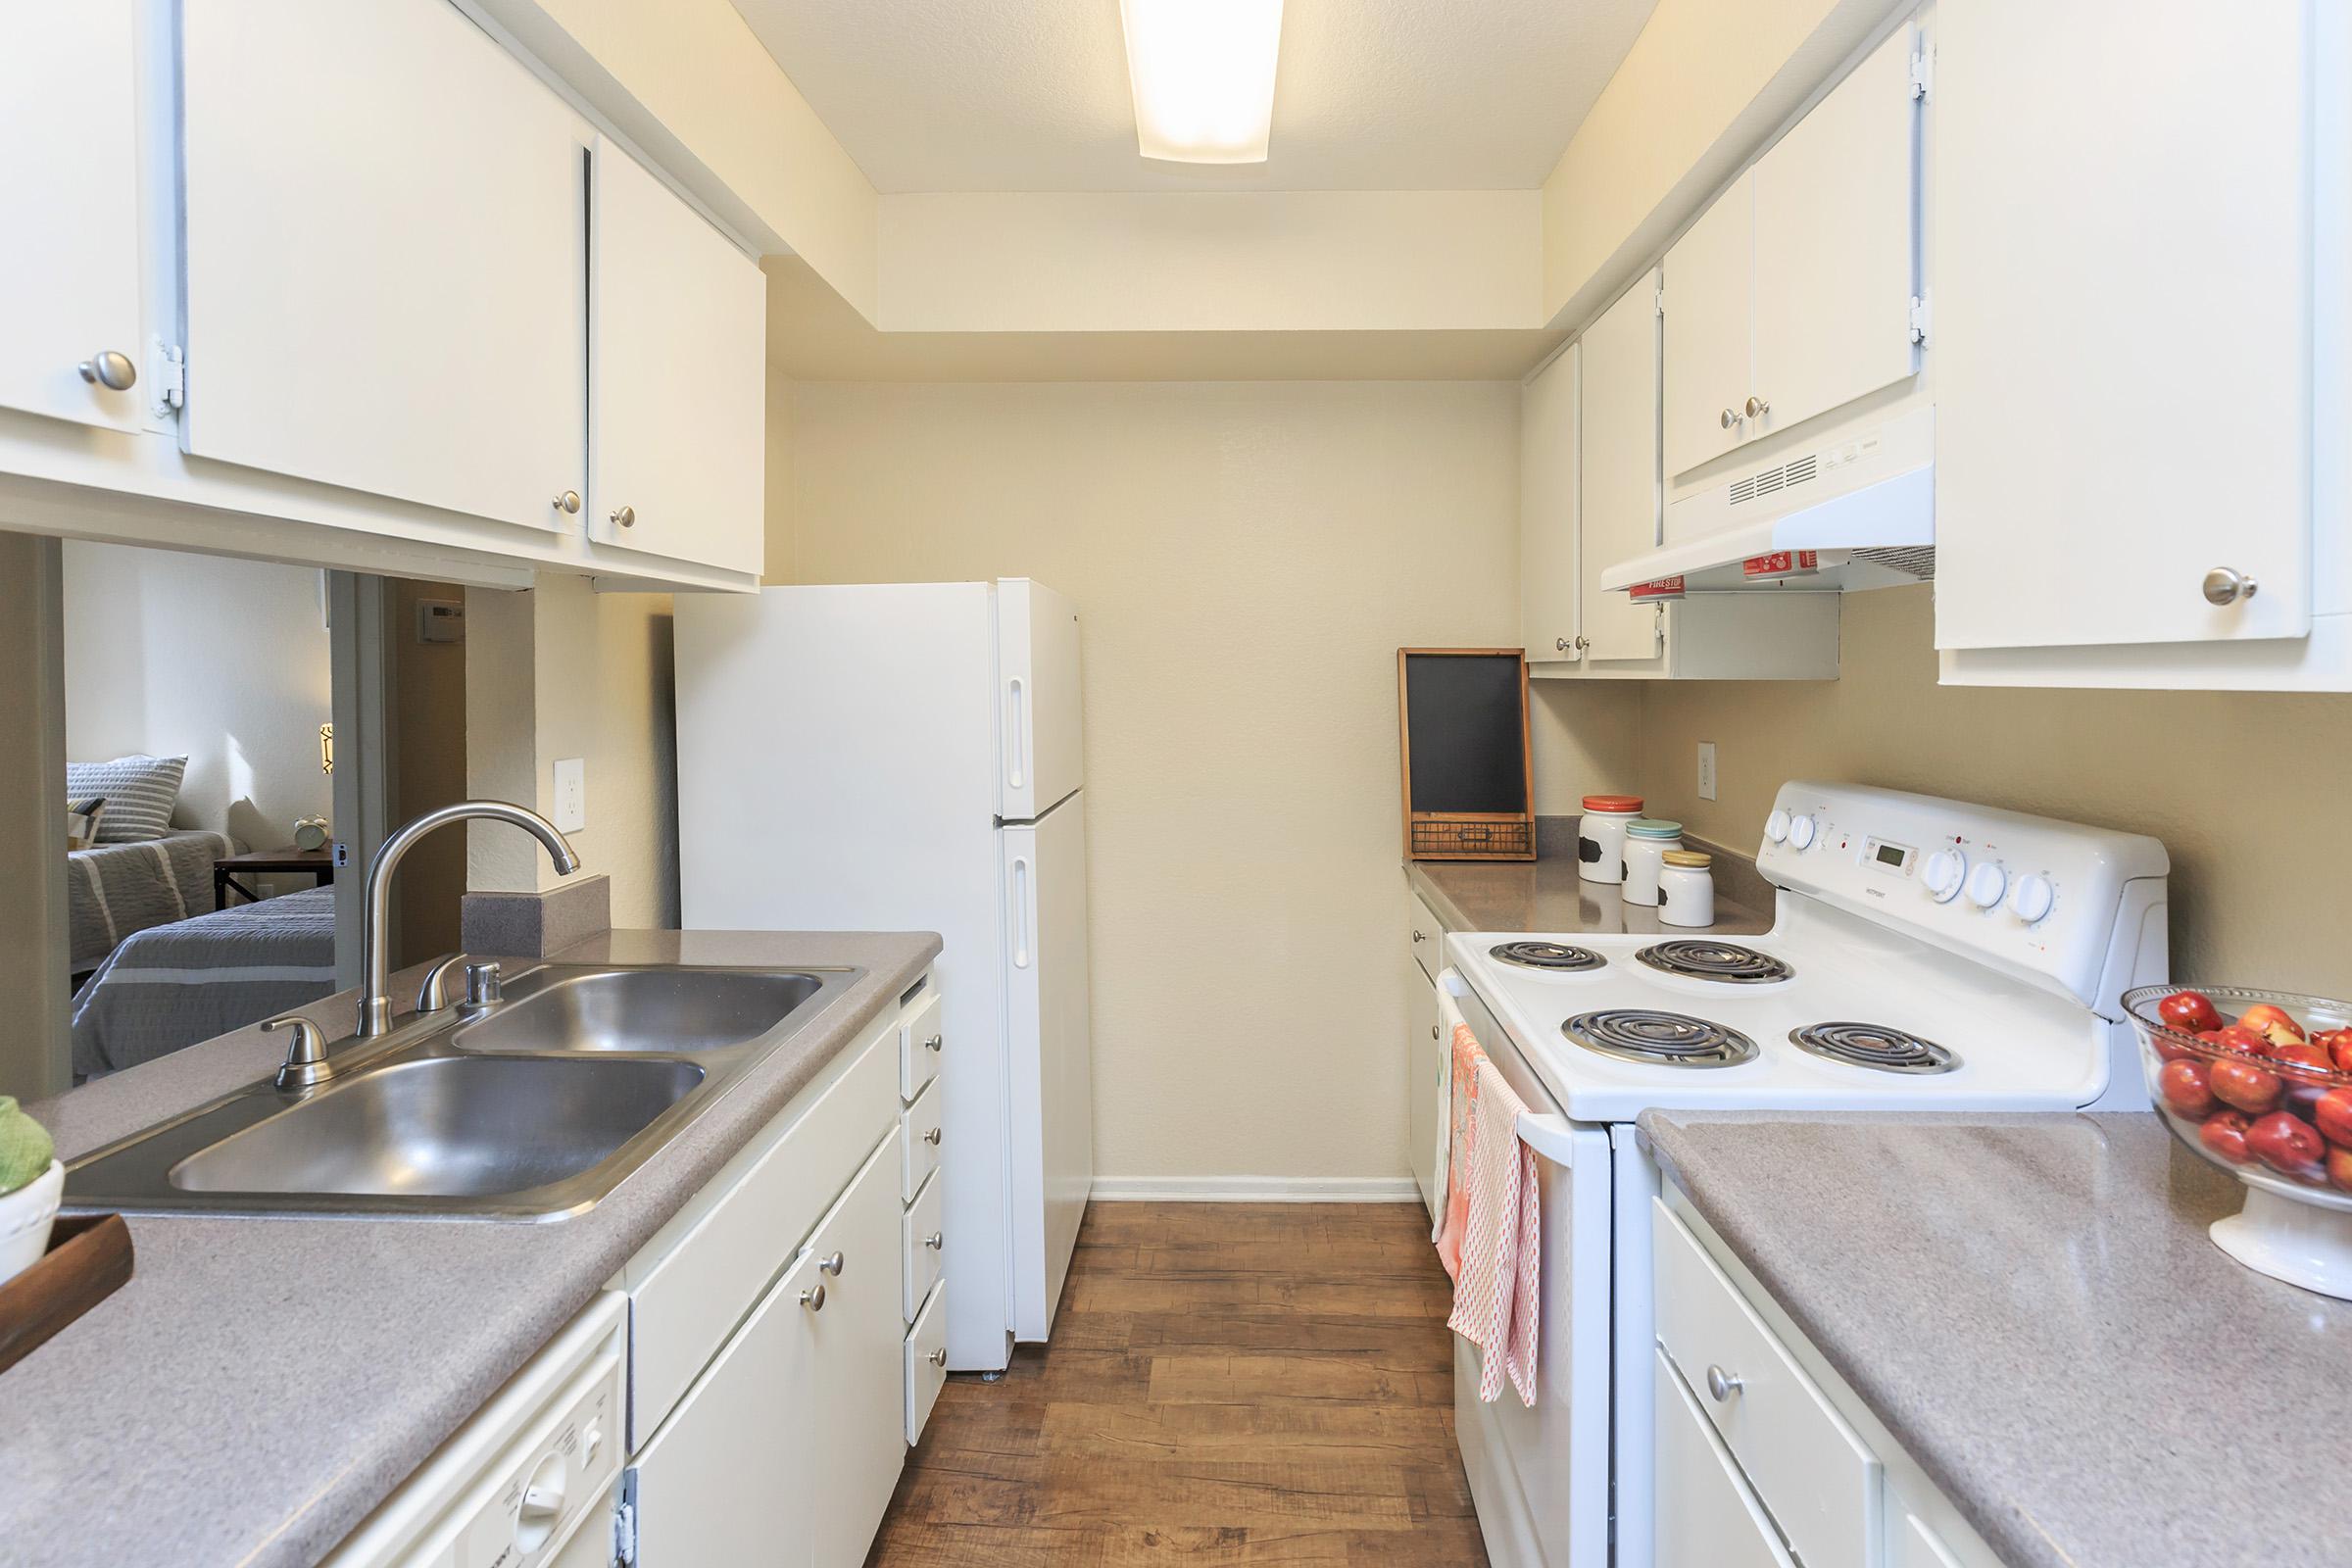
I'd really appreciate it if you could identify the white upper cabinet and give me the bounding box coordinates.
[178,0,588,532]
[1662,182,1754,477]
[0,2,146,433]
[588,138,766,575]
[1520,343,1581,662]
[1664,24,1922,481]
[1934,0,2314,654]
[1580,273,1668,662]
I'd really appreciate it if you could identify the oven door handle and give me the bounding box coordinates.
[1514,1111,1581,1167]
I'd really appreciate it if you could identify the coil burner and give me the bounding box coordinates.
[1788,1021,1959,1075]
[1635,940,1794,985]
[1562,1009,1759,1068]
[1488,941,1607,974]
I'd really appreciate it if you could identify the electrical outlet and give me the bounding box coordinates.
[1697,742,1718,803]
[553,758,587,832]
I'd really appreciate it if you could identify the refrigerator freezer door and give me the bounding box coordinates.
[1002,793,1095,1340]
[996,578,1085,821]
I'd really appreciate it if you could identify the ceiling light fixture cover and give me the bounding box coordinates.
[1118,0,1284,165]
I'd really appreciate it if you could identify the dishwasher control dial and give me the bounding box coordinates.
[1965,861,2008,910]
[514,1452,568,1552]
[2008,873,2057,925]
[1922,850,1967,903]
[1765,808,1791,844]
[1787,813,1818,851]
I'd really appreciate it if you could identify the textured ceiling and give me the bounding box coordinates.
[728,0,1660,193]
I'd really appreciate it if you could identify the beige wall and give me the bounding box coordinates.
[780,380,1523,1184]
[1628,586,2352,995]
[464,577,679,928]
[61,542,333,856]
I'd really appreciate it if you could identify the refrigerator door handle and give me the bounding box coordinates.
[1005,676,1028,794]
[1009,854,1034,969]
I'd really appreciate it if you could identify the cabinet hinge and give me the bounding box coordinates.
[148,338,186,419]
[1907,290,1933,347]
[1908,46,1933,101]
[612,1471,639,1567]
[1653,280,1665,318]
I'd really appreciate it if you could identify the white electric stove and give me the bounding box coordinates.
[1441,781,2170,1568]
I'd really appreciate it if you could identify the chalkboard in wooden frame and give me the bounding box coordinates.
[1396,647,1534,861]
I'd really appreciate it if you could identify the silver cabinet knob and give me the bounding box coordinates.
[610,504,635,529]
[2202,566,2259,606]
[922,1126,943,1146]
[926,1348,948,1367]
[818,1250,845,1277]
[1743,395,1770,418]
[1431,1024,1440,1040]
[800,1283,826,1312]
[924,1033,943,1054]
[1411,930,1425,943]
[1705,1364,1743,1401]
[78,350,136,391]
[1720,408,1739,429]
[924,1231,944,1250]
[1555,636,1569,652]
[1574,635,1590,653]
[552,490,581,514]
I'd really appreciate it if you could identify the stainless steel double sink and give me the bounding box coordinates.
[65,962,862,1221]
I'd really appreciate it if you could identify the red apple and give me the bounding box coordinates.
[2209,1024,2271,1058]
[2201,1111,2254,1164]
[2210,1056,2285,1115]
[2247,1111,2326,1176]
[2315,1089,2352,1149]
[2157,1058,2218,1118]
[2315,1028,2352,1075]
[2328,1145,2352,1194]
[2268,1042,2335,1081]
[2239,1004,2308,1051]
[2159,991,2226,1035]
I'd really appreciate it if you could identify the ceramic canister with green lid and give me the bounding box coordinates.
[1622,819,1685,907]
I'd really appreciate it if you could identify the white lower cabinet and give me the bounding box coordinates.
[1655,1348,1794,1568]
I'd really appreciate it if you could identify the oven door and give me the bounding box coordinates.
[1441,968,1613,1568]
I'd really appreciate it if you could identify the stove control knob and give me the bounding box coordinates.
[2008,873,2056,925]
[1765,808,1791,845]
[1787,813,1818,851]
[1923,849,1967,903]
[1965,860,2008,909]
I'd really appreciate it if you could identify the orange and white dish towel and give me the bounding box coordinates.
[1432,1023,1542,1406]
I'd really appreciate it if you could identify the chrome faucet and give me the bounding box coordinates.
[357,801,579,1038]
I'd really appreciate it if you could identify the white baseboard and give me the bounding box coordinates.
[1090,1175,1425,1203]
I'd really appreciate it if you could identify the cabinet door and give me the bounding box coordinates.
[1662,177,1753,477]
[588,137,766,573]
[1406,960,1440,1219]
[1581,275,1667,662]
[803,1134,913,1568]
[632,1247,823,1566]
[1935,1,2313,650]
[178,0,586,530]
[0,1,145,432]
[1520,344,1581,662]
[1655,1348,1797,1568]
[1749,24,1920,443]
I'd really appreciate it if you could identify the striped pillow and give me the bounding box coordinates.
[67,796,106,851]
[65,755,186,843]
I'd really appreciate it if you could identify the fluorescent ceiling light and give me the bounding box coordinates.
[1118,0,1284,165]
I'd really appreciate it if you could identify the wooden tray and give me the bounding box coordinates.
[0,1212,133,1376]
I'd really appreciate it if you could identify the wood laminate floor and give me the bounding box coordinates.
[865,1200,1491,1567]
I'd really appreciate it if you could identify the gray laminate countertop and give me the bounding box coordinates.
[0,927,940,1568]
[1406,855,1772,937]
[1639,1109,2352,1568]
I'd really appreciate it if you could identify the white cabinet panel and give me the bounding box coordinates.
[1655,1348,1797,1568]
[587,137,764,573]
[0,2,145,432]
[1750,25,1920,443]
[178,0,586,530]
[803,1134,912,1568]
[1520,344,1581,662]
[1662,178,1753,477]
[1581,274,1667,662]
[1934,0,2313,650]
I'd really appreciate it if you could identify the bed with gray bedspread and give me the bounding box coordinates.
[67,829,237,973]
[71,885,337,1080]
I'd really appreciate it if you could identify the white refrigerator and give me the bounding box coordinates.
[672,579,1094,1373]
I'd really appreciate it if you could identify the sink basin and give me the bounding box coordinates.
[171,1055,705,1200]
[453,967,827,1054]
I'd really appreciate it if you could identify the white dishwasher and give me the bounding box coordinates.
[321,1293,628,1568]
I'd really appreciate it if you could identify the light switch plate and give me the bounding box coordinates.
[1697,742,1718,802]
[553,758,586,831]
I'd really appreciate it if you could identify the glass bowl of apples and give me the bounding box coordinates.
[2124,984,2352,1298]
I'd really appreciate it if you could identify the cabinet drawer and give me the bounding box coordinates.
[625,1011,898,1449]
[905,1281,948,1446]
[1655,1347,1795,1568]
[901,1075,943,1201]
[899,988,943,1102]
[903,1169,946,1323]
[1653,1199,1882,1568]
[1404,887,1447,980]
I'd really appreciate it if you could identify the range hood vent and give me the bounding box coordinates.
[1601,406,1935,596]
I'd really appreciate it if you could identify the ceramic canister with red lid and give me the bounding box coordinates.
[1577,794,1644,884]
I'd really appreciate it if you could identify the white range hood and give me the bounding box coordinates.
[1601,406,1935,596]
